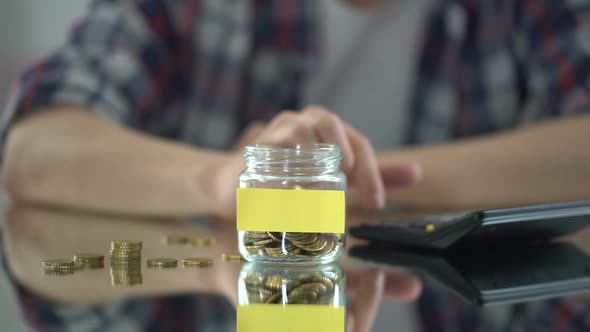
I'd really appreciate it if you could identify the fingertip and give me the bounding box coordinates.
[381,162,423,188]
[363,192,383,210]
[360,269,386,294]
[384,274,423,301]
[346,310,355,332]
[408,162,423,183]
[338,135,355,173]
[340,156,354,173]
[374,269,386,287]
[397,275,422,301]
[374,170,387,210]
[376,191,385,209]
[408,277,423,300]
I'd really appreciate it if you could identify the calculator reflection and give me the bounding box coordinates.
[350,241,590,306]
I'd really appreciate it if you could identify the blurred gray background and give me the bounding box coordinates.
[0,1,89,107]
[0,2,89,331]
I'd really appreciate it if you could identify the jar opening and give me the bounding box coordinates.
[244,144,341,171]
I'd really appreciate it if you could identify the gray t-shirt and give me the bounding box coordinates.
[303,0,433,150]
[304,2,433,329]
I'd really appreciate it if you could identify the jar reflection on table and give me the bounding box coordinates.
[237,144,347,265]
[237,263,346,331]
[238,262,345,305]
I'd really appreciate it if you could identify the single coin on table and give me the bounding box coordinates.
[73,253,105,268]
[147,258,178,268]
[190,236,216,247]
[162,235,190,245]
[182,258,213,267]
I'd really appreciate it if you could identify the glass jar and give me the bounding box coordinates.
[237,263,345,330]
[237,144,346,264]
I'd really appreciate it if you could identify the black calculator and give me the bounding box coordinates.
[349,201,590,251]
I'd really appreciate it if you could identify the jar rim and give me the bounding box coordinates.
[244,143,340,154]
[243,144,341,170]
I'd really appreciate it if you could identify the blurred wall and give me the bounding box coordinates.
[0,0,90,108]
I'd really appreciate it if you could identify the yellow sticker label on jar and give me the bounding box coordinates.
[237,304,345,332]
[236,188,345,233]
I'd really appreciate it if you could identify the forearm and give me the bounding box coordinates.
[3,107,230,216]
[380,115,590,209]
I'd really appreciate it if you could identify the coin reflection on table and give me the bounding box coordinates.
[237,263,345,331]
[110,263,143,286]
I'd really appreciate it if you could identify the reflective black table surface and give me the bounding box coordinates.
[1,202,589,332]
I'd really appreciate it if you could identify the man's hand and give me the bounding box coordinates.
[210,105,421,220]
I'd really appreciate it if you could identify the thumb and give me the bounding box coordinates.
[379,161,422,188]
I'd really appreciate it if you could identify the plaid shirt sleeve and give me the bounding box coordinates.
[516,0,590,120]
[0,0,193,140]
[406,0,590,143]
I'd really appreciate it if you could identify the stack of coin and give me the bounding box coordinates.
[110,264,142,286]
[110,240,142,265]
[73,253,105,269]
[242,232,344,259]
[243,271,338,304]
[42,259,75,276]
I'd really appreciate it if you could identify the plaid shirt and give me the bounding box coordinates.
[1,0,590,331]
[1,0,589,149]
